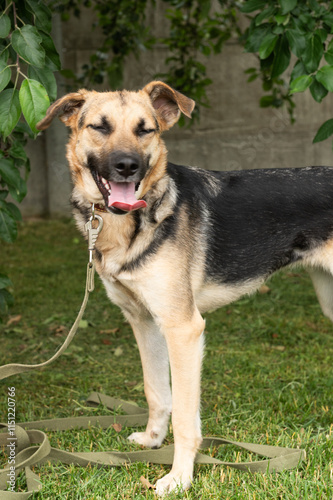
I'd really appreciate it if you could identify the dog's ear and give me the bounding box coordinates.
[143,81,195,131]
[36,90,89,130]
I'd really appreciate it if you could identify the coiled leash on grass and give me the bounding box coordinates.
[0,209,306,498]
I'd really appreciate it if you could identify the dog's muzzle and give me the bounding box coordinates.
[99,175,147,212]
[89,152,148,213]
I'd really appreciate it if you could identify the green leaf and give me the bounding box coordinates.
[11,25,45,68]
[323,12,333,30]
[28,66,57,102]
[315,29,327,44]
[244,24,270,52]
[259,33,278,59]
[8,177,27,203]
[260,95,275,107]
[247,73,258,82]
[40,33,61,71]
[0,44,9,63]
[313,118,333,143]
[286,29,306,59]
[290,60,308,82]
[9,140,28,162]
[303,34,323,73]
[279,0,297,15]
[324,39,333,65]
[316,65,333,92]
[289,74,313,94]
[26,0,52,33]
[240,0,267,13]
[274,13,289,25]
[310,80,328,103]
[19,79,50,134]
[255,5,276,25]
[0,273,12,290]
[289,16,307,34]
[262,78,273,90]
[4,202,22,222]
[271,35,291,78]
[0,288,14,314]
[0,89,21,139]
[0,207,17,243]
[308,0,322,14]
[0,60,11,92]
[0,14,11,38]
[299,13,316,31]
[60,68,76,80]
[0,157,22,191]
[13,121,35,139]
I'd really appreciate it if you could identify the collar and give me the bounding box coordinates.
[92,203,108,213]
[90,203,128,216]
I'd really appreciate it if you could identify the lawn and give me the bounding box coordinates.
[1,218,332,499]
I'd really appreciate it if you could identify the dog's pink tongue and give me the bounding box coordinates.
[108,182,147,212]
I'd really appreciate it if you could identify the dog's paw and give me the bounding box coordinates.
[155,471,192,497]
[127,430,164,448]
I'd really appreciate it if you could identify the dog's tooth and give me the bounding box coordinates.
[100,176,112,192]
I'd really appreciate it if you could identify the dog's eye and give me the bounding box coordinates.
[137,128,155,137]
[87,124,110,135]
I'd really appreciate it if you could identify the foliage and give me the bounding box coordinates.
[55,0,155,89]
[156,0,241,124]
[0,0,60,316]
[55,0,241,125]
[56,0,333,135]
[241,0,333,143]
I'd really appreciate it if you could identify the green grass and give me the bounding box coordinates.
[1,218,333,499]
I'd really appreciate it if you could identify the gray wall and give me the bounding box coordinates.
[21,6,333,216]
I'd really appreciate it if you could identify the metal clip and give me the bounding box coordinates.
[84,212,104,265]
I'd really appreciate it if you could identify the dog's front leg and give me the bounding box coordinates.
[126,315,172,448]
[155,309,205,496]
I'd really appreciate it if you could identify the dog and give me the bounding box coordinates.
[37,81,333,495]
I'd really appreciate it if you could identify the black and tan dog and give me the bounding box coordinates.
[37,81,333,495]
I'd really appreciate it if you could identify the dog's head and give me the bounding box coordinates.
[37,81,195,214]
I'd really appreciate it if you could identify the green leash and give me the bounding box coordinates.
[0,213,306,498]
[0,392,306,499]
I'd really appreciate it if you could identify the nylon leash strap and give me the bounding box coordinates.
[0,211,306,498]
[0,392,306,499]
[0,211,103,381]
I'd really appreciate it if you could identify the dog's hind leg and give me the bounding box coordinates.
[127,315,172,448]
[309,267,333,323]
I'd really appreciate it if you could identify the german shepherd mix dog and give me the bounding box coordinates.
[37,81,333,495]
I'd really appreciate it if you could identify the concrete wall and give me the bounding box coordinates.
[21,5,333,216]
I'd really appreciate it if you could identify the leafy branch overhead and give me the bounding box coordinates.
[58,0,333,138]
[57,0,241,125]
[0,0,61,314]
[241,0,333,144]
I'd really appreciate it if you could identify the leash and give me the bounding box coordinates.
[0,208,306,498]
[0,209,103,381]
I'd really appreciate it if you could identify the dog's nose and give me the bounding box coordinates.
[115,156,139,178]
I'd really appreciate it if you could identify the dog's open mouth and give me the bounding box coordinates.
[95,173,147,212]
